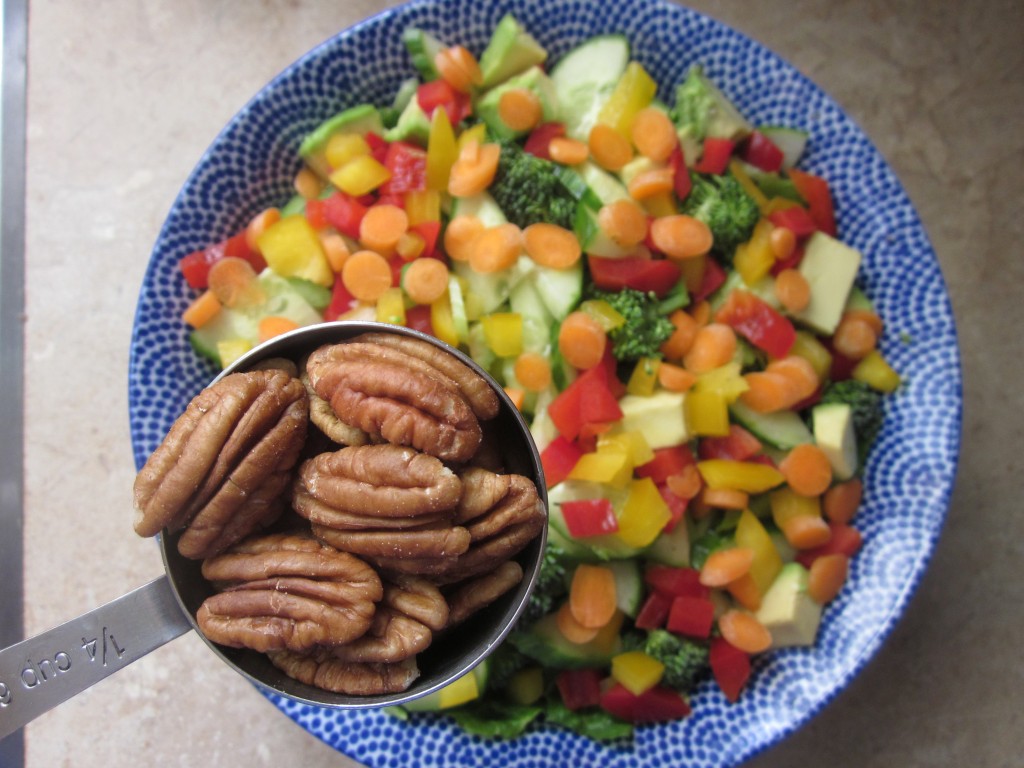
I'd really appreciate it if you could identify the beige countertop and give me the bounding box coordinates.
[19,0,1022,765]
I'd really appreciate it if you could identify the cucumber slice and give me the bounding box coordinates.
[532,261,583,322]
[758,126,808,170]
[607,560,643,618]
[574,203,631,258]
[729,399,814,450]
[550,35,630,139]
[510,611,621,668]
[299,104,384,178]
[403,27,445,81]
[575,162,630,206]
[646,521,691,567]
[451,255,533,315]
[450,190,507,227]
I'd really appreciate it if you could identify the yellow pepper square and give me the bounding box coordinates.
[611,651,665,696]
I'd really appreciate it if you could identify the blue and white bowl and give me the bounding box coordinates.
[128,0,962,765]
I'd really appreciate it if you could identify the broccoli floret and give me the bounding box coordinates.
[488,140,577,230]
[679,171,760,264]
[519,540,569,625]
[643,629,709,692]
[485,642,534,693]
[818,379,885,468]
[588,287,676,362]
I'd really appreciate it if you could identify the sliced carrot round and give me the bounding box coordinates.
[514,352,553,392]
[556,601,600,644]
[780,514,833,549]
[597,199,648,248]
[359,203,408,255]
[569,564,618,629]
[548,136,589,166]
[258,315,300,343]
[444,214,485,262]
[700,547,755,587]
[468,223,522,274]
[627,167,675,200]
[448,141,501,197]
[701,486,750,510]
[823,478,863,524]
[768,225,796,260]
[207,257,265,309]
[588,123,633,171]
[433,45,482,93]
[774,268,811,312]
[740,371,798,413]
[650,214,713,260]
[660,309,700,361]
[630,107,678,163]
[832,315,878,360]
[523,222,582,269]
[498,88,543,132]
[402,258,450,305]
[683,323,737,374]
[780,443,834,497]
[666,464,703,500]
[341,249,393,302]
[657,361,697,392]
[246,207,281,252]
[808,553,850,604]
[718,609,773,654]
[766,355,820,401]
[558,311,607,370]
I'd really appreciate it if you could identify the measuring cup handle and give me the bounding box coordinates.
[0,575,192,741]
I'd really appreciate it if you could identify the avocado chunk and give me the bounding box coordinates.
[510,611,622,668]
[794,232,863,335]
[618,391,690,449]
[384,96,431,146]
[299,103,384,178]
[474,65,559,141]
[673,65,753,165]
[813,402,858,480]
[755,562,823,648]
[478,12,548,89]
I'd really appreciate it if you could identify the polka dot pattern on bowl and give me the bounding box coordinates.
[127,0,962,766]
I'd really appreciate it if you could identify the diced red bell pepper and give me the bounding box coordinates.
[645,566,708,600]
[304,197,329,230]
[179,231,266,290]
[599,683,691,724]
[404,304,434,336]
[768,206,817,240]
[323,274,360,321]
[787,169,836,236]
[574,421,615,455]
[699,424,763,462]
[380,141,428,196]
[667,595,716,638]
[323,192,369,240]
[562,498,619,538]
[410,220,442,259]
[635,444,696,484]
[417,79,472,126]
[587,255,682,297]
[634,591,673,630]
[796,523,863,568]
[523,122,566,160]
[693,137,735,175]
[715,289,797,359]
[540,435,583,488]
[547,360,624,441]
[691,256,727,304]
[709,637,751,702]
[556,668,603,711]
[825,337,859,381]
[364,131,389,164]
[740,131,784,173]
[790,385,823,412]
[669,146,692,201]
[658,483,688,533]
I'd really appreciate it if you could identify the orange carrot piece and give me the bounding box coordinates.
[657,361,697,392]
[245,207,281,252]
[597,199,648,248]
[556,601,600,644]
[548,137,589,165]
[740,371,799,413]
[257,315,300,343]
[727,574,762,611]
[700,547,755,588]
[660,309,700,361]
[765,356,820,401]
[433,45,482,93]
[569,564,618,629]
[319,231,351,272]
[504,386,527,412]
[718,609,773,654]
[774,268,811,312]
[627,168,675,201]
[181,290,222,328]
[832,315,878,360]
[808,554,850,604]
[701,486,750,510]
[666,464,703,500]
[558,311,608,370]
[650,214,713,260]
[468,223,522,274]
[780,514,833,549]
[823,478,863,524]
[359,203,409,256]
[341,250,393,302]
[768,225,796,260]
[588,123,633,171]
[448,140,501,197]
[690,300,712,326]
[514,352,553,392]
[523,223,582,269]
[683,323,737,374]
[498,88,543,132]
[630,107,678,163]
[780,444,834,497]
[293,167,322,200]
[403,258,450,305]
[444,214,485,262]
[207,257,264,309]
[843,308,884,336]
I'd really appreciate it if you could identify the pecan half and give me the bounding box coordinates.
[268,650,420,696]
[444,560,523,628]
[305,341,482,462]
[196,532,382,653]
[133,369,308,559]
[300,365,369,447]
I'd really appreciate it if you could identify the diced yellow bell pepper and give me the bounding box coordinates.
[693,362,749,403]
[616,477,672,548]
[697,459,785,493]
[430,290,459,347]
[404,189,442,226]
[506,667,545,706]
[426,107,458,191]
[626,357,661,397]
[330,154,391,197]
[764,196,800,215]
[598,62,658,136]
[216,338,252,369]
[769,486,822,529]
[734,218,775,286]
[579,299,625,332]
[257,215,333,286]
[643,192,677,219]
[457,122,488,152]
[437,670,480,709]
[685,390,731,436]
[597,430,654,468]
[732,509,782,606]
[375,286,406,326]
[569,450,632,487]
[325,133,370,171]
[611,651,665,696]
[729,159,769,212]
[852,350,901,393]
[481,312,523,357]
[790,331,833,381]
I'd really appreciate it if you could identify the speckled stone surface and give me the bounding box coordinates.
[20,1,1023,766]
